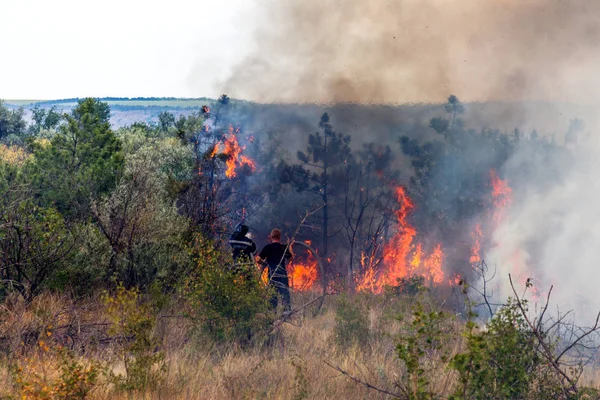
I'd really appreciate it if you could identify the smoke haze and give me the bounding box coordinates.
[224,0,600,105]
[221,0,600,321]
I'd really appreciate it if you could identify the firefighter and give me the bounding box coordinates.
[229,224,257,276]
[257,229,294,312]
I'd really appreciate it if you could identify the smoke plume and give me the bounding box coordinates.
[222,0,600,320]
[224,0,600,105]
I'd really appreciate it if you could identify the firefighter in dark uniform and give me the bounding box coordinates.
[229,224,257,277]
[257,229,294,312]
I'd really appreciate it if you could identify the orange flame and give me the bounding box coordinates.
[355,186,446,293]
[288,254,318,291]
[490,169,512,222]
[449,273,462,286]
[355,252,380,293]
[210,143,220,158]
[211,126,256,178]
[381,187,418,286]
[470,223,482,265]
[424,244,444,284]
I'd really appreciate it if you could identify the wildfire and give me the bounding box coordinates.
[424,244,444,284]
[470,223,483,265]
[490,169,512,222]
[211,126,256,178]
[381,187,418,286]
[288,254,318,291]
[355,252,380,293]
[449,273,462,286]
[355,186,445,293]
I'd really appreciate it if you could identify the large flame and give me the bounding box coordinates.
[288,252,318,291]
[356,187,445,293]
[211,126,256,178]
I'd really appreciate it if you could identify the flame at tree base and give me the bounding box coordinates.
[354,187,445,294]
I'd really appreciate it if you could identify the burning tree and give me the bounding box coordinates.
[340,143,398,288]
[170,95,258,237]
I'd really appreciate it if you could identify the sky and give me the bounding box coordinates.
[0,0,257,99]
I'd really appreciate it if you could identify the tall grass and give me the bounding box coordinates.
[1,290,599,399]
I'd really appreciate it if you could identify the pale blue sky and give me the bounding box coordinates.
[0,0,257,99]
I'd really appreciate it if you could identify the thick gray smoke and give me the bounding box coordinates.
[224,0,600,105]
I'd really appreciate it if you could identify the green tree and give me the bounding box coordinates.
[289,113,354,258]
[29,105,62,135]
[0,162,78,301]
[91,141,190,286]
[29,98,124,220]
[157,111,175,133]
[0,100,26,140]
[444,94,465,131]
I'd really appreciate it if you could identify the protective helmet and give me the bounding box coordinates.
[235,224,249,236]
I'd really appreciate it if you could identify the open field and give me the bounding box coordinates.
[5,98,215,108]
[1,288,599,400]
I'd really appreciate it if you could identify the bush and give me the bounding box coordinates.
[11,339,99,399]
[102,284,165,393]
[450,298,562,399]
[395,299,454,399]
[184,235,274,345]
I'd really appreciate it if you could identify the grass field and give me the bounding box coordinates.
[5,98,216,108]
[1,288,599,399]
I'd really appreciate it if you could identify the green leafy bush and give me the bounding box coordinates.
[102,284,165,393]
[450,298,562,399]
[184,235,274,345]
[395,300,454,400]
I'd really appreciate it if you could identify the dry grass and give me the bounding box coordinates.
[1,291,599,399]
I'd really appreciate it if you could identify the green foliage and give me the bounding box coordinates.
[158,111,175,133]
[450,298,561,400]
[386,275,428,296]
[29,105,62,136]
[91,141,191,287]
[395,300,453,400]
[29,98,124,219]
[102,284,165,393]
[0,165,78,300]
[184,236,274,345]
[333,294,370,348]
[52,351,100,399]
[0,100,26,140]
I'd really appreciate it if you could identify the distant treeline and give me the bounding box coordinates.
[34,96,213,104]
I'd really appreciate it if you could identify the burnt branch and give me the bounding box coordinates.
[508,274,600,396]
[324,360,404,399]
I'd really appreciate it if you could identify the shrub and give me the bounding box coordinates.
[102,284,165,393]
[395,300,454,399]
[11,337,99,399]
[183,235,274,345]
[450,297,562,399]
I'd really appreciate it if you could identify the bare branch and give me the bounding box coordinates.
[324,360,404,399]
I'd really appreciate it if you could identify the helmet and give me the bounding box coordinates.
[235,224,249,236]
